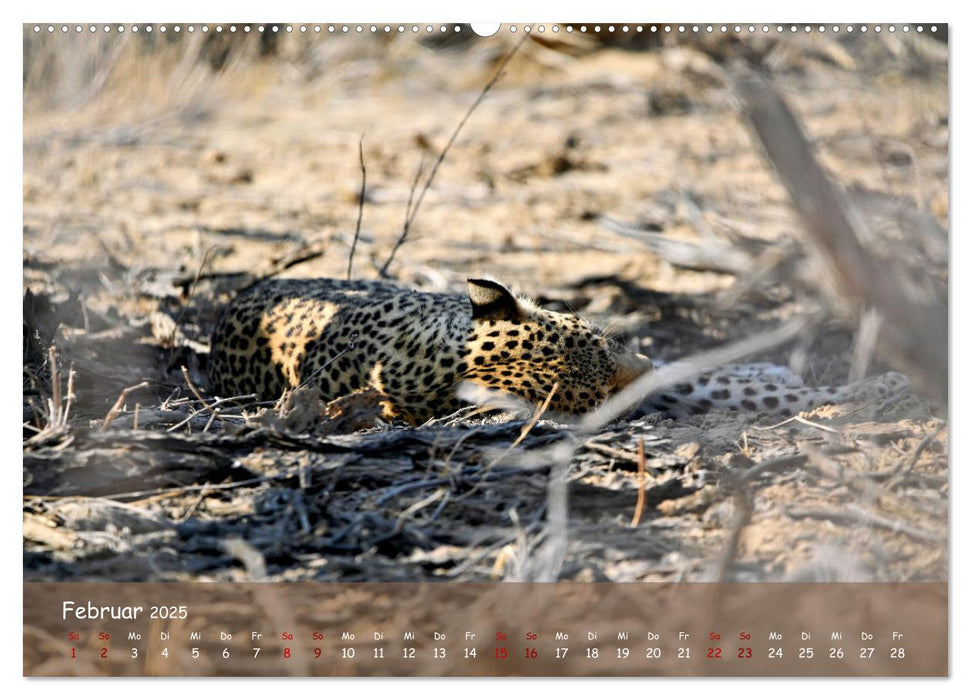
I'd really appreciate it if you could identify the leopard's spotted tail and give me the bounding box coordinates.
[637,363,910,418]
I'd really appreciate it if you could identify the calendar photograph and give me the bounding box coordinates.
[22,22,948,676]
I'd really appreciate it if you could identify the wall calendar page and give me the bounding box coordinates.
[21,16,950,683]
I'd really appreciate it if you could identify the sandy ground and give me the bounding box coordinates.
[23,27,948,583]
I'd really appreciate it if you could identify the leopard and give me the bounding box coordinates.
[209,277,652,424]
[208,277,909,424]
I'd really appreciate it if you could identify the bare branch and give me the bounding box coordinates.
[380,37,526,278]
[346,135,366,280]
[101,381,151,431]
[379,157,424,279]
[733,70,947,406]
[630,437,647,528]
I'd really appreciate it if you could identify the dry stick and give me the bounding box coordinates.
[713,453,808,582]
[293,491,312,534]
[530,439,573,582]
[750,414,842,434]
[733,71,947,406]
[738,453,809,483]
[442,427,484,476]
[898,424,946,478]
[61,363,75,427]
[164,245,219,372]
[389,487,449,537]
[101,381,151,431]
[799,443,941,526]
[104,475,271,503]
[291,333,359,395]
[380,158,425,279]
[511,381,559,449]
[379,36,527,278]
[236,243,330,296]
[450,383,561,504]
[172,245,218,343]
[177,484,211,523]
[849,307,882,382]
[476,382,561,484]
[25,396,46,434]
[346,135,366,281]
[453,512,544,579]
[166,394,259,433]
[48,346,60,423]
[583,441,656,470]
[179,365,229,432]
[403,157,425,224]
[630,436,647,527]
[790,416,840,434]
[714,488,754,582]
[181,365,215,412]
[786,504,942,543]
[187,243,328,294]
[203,408,220,432]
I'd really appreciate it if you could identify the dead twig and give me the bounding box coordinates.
[181,365,214,411]
[221,537,268,580]
[738,453,809,483]
[176,483,211,523]
[455,382,562,504]
[714,488,754,582]
[105,475,271,503]
[166,394,256,433]
[895,423,946,483]
[101,381,150,431]
[203,408,220,432]
[388,487,449,537]
[583,441,641,464]
[346,134,366,281]
[171,245,218,340]
[630,437,647,527]
[849,307,883,383]
[236,242,329,294]
[293,332,359,394]
[786,504,943,543]
[797,442,941,524]
[61,362,75,428]
[27,347,75,438]
[751,415,842,434]
[379,37,526,278]
[49,346,60,418]
[526,439,575,582]
[374,477,451,507]
[713,453,810,581]
[511,381,558,449]
[378,158,425,279]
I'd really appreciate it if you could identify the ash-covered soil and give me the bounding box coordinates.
[23,27,948,582]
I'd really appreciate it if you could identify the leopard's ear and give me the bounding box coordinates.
[467,278,523,321]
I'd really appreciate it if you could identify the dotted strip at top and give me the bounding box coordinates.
[30,23,941,35]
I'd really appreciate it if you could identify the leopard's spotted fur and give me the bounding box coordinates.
[209,278,652,423]
[209,277,909,424]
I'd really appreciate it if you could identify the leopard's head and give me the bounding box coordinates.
[462,278,653,414]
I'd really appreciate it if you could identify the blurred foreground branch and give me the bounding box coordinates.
[733,71,947,407]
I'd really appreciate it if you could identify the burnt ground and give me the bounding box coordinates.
[23,27,948,583]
